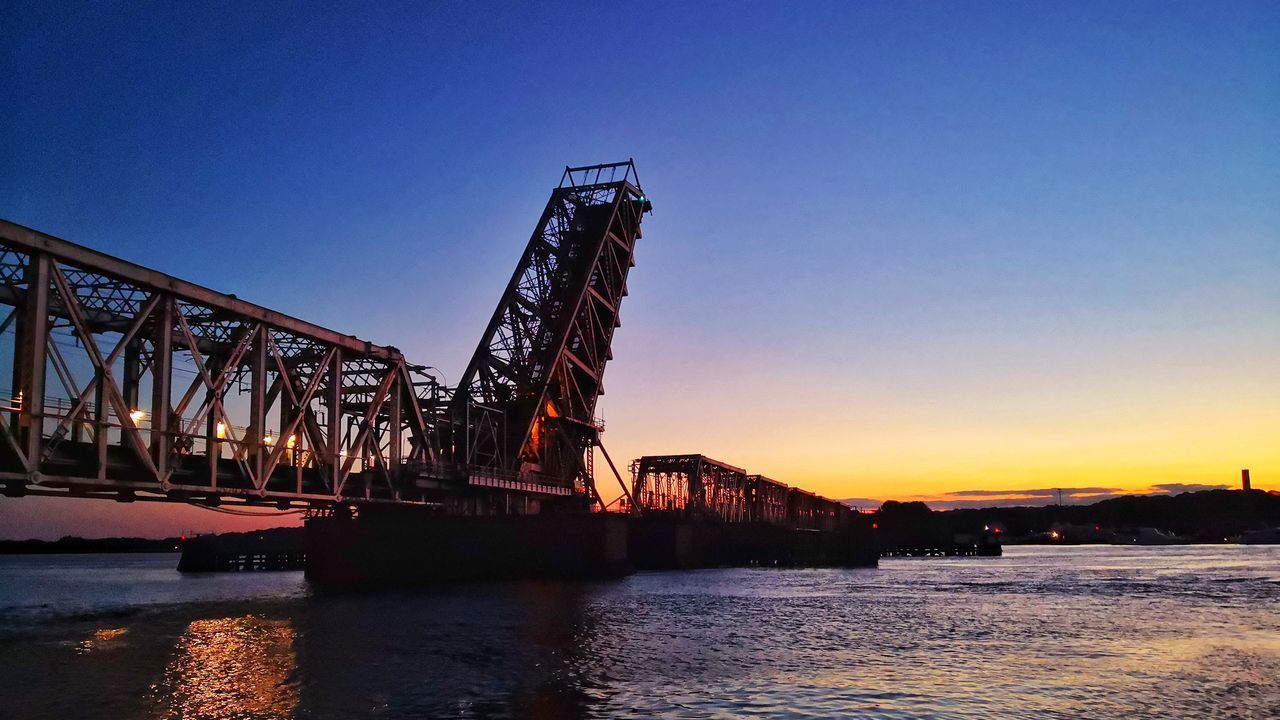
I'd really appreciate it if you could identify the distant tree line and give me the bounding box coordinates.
[875,489,1280,546]
[0,536,182,553]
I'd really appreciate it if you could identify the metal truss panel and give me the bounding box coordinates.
[454,161,650,497]
[0,222,441,507]
[0,161,650,514]
[632,454,860,530]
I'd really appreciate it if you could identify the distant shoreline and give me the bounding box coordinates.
[0,537,182,554]
[5,490,1278,554]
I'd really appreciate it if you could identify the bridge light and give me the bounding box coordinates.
[264,432,276,447]
[286,435,297,449]
[215,422,227,439]
[129,409,145,424]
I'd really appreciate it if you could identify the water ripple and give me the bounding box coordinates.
[0,546,1276,718]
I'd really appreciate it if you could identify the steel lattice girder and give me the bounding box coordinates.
[632,454,858,530]
[747,475,789,524]
[453,161,650,488]
[631,454,749,521]
[0,219,445,507]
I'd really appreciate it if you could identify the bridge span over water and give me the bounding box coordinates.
[0,161,875,581]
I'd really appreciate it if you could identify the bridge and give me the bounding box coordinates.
[0,160,876,581]
[631,454,859,531]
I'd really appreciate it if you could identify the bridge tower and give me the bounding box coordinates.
[451,161,651,504]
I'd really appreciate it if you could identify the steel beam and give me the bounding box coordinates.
[0,162,643,511]
[150,295,173,478]
[0,220,399,360]
[15,253,48,467]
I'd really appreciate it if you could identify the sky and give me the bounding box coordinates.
[1,1,1277,538]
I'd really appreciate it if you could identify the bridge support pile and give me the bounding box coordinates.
[304,506,629,586]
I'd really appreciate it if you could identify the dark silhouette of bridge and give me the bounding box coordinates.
[0,161,874,580]
[0,161,647,510]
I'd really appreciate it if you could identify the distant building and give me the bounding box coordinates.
[1242,468,1252,492]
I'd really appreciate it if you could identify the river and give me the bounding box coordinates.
[0,545,1276,719]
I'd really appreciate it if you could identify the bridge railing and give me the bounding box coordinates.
[559,160,642,190]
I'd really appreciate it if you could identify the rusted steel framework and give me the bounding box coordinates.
[453,161,650,499]
[631,455,749,522]
[0,220,445,506]
[747,474,789,524]
[0,161,648,510]
[632,454,859,529]
[787,488,847,532]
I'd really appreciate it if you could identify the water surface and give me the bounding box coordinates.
[0,545,1276,719]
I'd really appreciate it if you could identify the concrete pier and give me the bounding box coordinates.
[301,509,876,587]
[304,507,630,587]
[629,516,879,570]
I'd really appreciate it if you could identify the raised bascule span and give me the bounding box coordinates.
[0,160,875,583]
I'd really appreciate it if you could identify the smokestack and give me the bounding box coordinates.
[1242,468,1252,492]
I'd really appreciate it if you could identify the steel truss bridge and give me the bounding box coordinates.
[0,161,649,514]
[631,454,857,531]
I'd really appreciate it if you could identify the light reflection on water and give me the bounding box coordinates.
[0,545,1277,719]
[76,626,129,654]
[153,617,298,720]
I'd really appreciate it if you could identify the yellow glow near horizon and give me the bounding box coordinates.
[597,355,1280,505]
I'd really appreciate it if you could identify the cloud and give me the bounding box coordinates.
[1150,483,1231,494]
[913,494,1134,510]
[940,487,1122,498]
[845,482,1234,511]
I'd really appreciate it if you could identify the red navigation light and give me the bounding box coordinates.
[871,522,879,530]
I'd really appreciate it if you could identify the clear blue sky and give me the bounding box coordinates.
[2,1,1277,537]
